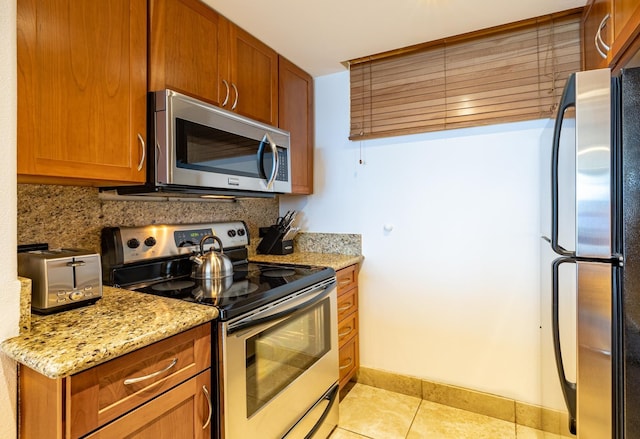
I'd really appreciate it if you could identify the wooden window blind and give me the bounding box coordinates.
[349,10,582,140]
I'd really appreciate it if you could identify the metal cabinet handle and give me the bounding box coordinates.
[337,302,353,312]
[221,79,230,107]
[595,14,611,59]
[339,357,353,370]
[231,82,239,110]
[66,261,86,267]
[338,279,352,287]
[202,385,213,430]
[338,326,353,338]
[136,133,146,171]
[123,358,178,385]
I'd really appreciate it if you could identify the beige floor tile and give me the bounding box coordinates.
[516,425,574,439]
[329,427,370,438]
[406,400,516,439]
[338,383,421,439]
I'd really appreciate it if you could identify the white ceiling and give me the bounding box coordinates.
[202,0,587,77]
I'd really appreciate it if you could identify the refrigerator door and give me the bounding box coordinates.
[576,261,613,439]
[549,68,615,438]
[575,68,613,260]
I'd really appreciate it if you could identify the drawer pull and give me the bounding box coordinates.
[202,385,213,430]
[338,326,353,338]
[338,279,352,287]
[123,358,178,385]
[337,302,353,312]
[339,357,353,370]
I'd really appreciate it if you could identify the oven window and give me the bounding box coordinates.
[245,299,331,417]
[175,118,277,179]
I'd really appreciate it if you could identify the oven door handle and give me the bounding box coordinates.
[283,383,339,439]
[227,280,336,335]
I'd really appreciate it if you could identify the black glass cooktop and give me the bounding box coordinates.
[131,262,335,320]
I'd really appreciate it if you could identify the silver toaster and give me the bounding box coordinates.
[18,248,102,314]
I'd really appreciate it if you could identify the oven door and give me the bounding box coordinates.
[221,278,338,439]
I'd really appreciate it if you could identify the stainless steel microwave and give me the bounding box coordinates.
[104,90,291,198]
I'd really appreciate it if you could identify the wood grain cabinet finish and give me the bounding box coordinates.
[19,323,212,439]
[582,0,613,70]
[582,0,640,71]
[149,0,278,126]
[336,264,360,390]
[149,0,225,107]
[17,0,147,186]
[279,56,315,195]
[226,23,279,126]
[85,370,212,439]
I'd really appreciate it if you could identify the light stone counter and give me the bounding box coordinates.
[250,252,363,271]
[18,277,31,334]
[1,286,218,379]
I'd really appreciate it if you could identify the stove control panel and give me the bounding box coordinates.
[103,222,249,264]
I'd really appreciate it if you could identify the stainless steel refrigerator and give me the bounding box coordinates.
[548,66,640,438]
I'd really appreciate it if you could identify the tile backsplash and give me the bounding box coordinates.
[17,184,279,252]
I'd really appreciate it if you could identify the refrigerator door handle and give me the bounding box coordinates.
[552,256,577,435]
[551,73,577,258]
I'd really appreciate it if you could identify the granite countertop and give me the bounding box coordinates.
[0,286,218,379]
[250,252,363,271]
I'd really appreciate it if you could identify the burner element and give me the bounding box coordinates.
[262,269,297,278]
[151,280,195,292]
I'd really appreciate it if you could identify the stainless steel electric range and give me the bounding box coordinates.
[101,222,339,439]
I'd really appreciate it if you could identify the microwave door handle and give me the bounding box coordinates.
[551,72,576,258]
[256,135,268,180]
[259,132,278,189]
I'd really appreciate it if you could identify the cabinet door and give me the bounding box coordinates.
[149,0,224,106]
[85,370,213,439]
[279,56,314,195]
[582,0,613,70]
[17,0,147,185]
[614,0,640,40]
[228,24,279,126]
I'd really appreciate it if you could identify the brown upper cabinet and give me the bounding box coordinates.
[148,0,225,108]
[582,0,613,70]
[18,0,313,193]
[582,0,640,71]
[17,0,147,186]
[279,56,314,195]
[149,0,279,126]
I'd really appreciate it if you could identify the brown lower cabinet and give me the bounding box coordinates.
[336,264,360,390]
[19,323,212,439]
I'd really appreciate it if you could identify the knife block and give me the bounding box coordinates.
[269,239,294,255]
[257,226,294,255]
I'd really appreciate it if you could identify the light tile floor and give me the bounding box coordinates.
[331,384,569,439]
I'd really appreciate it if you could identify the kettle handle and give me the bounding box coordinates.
[200,235,224,255]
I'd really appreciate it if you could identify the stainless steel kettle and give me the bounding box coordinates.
[190,235,234,279]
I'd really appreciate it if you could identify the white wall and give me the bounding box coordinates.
[281,71,552,406]
[0,1,20,438]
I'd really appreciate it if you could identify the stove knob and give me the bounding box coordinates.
[228,230,237,237]
[127,238,140,249]
[237,229,246,236]
[144,237,157,247]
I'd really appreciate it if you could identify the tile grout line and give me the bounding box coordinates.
[404,398,423,439]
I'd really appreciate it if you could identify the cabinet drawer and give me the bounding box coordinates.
[86,369,212,439]
[338,312,358,347]
[336,264,357,295]
[68,323,211,438]
[339,336,357,383]
[337,287,358,321]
